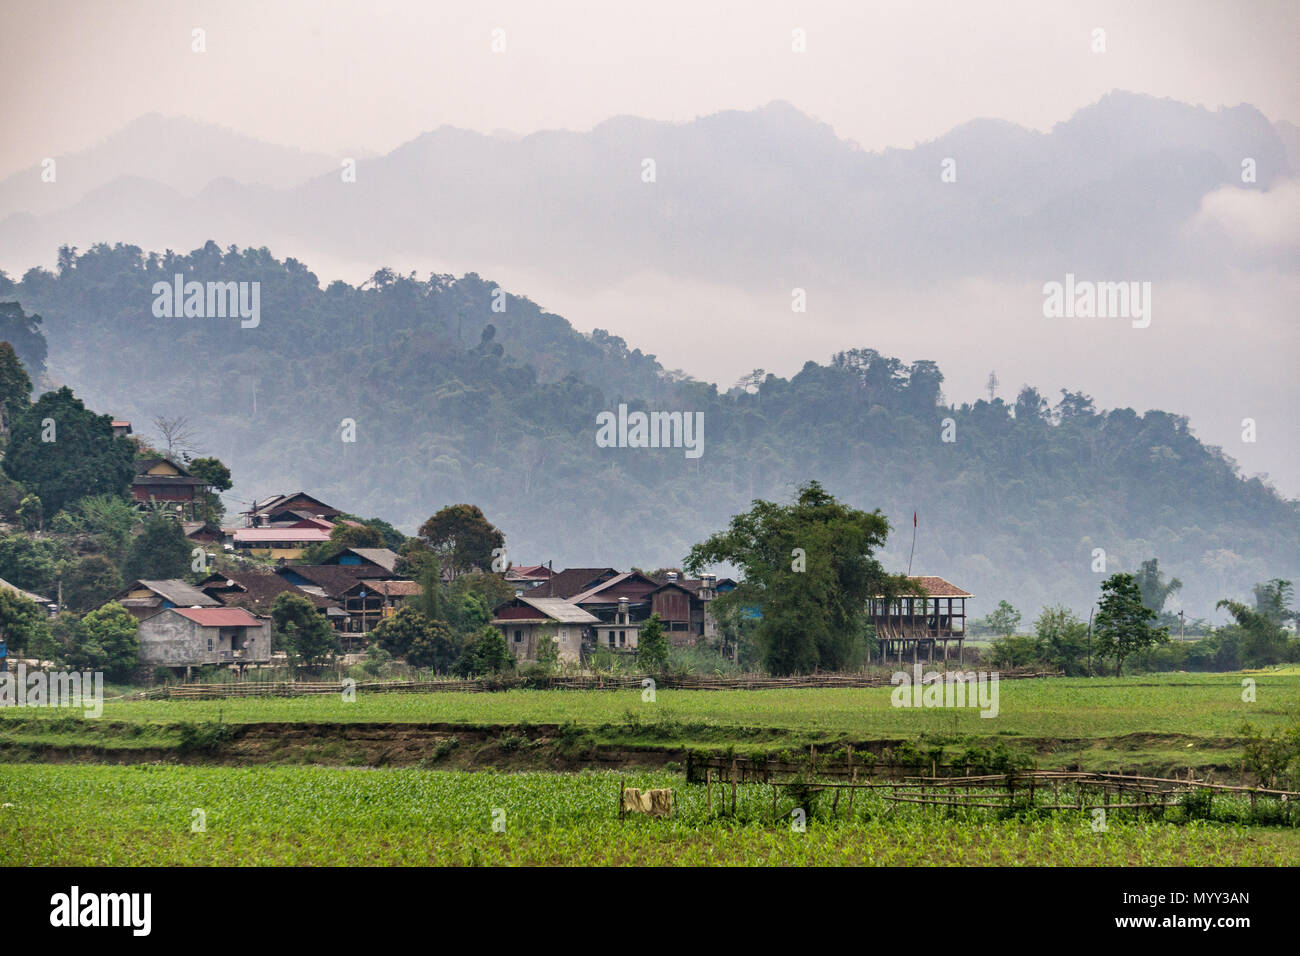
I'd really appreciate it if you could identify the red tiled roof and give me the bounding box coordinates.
[171,607,265,627]
[903,576,972,598]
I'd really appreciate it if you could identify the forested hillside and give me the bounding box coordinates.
[3,241,1295,619]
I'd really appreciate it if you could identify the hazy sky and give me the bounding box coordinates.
[2,0,1296,495]
[3,0,1298,179]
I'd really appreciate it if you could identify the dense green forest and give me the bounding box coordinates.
[3,241,1296,621]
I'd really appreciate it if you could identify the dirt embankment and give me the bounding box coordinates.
[0,721,1248,778]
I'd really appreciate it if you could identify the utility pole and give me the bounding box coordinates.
[1087,606,1094,677]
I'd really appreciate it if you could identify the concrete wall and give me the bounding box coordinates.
[138,612,272,666]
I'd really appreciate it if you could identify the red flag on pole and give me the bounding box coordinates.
[913,511,917,527]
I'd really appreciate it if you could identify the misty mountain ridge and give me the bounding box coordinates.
[1,91,1293,287]
[2,241,1295,625]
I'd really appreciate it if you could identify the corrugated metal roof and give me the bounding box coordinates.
[134,579,220,607]
[515,597,599,624]
[233,528,332,543]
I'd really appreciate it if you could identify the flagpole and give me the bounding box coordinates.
[907,511,917,575]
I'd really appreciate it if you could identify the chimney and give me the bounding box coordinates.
[618,595,629,625]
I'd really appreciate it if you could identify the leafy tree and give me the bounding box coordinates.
[300,520,383,564]
[1094,573,1169,676]
[186,456,232,521]
[417,504,505,581]
[0,532,70,597]
[123,515,191,582]
[1215,598,1292,667]
[454,626,514,676]
[1252,579,1295,627]
[0,340,32,440]
[637,613,669,672]
[1,386,135,515]
[71,493,139,561]
[978,600,1022,638]
[1032,604,1089,675]
[989,633,1040,668]
[16,494,42,531]
[685,480,906,675]
[405,618,457,670]
[0,587,50,656]
[1135,558,1182,616]
[63,554,123,613]
[269,592,339,668]
[64,602,139,681]
[0,302,48,379]
[371,605,455,669]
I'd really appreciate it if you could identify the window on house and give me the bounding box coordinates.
[514,630,522,643]
[619,630,626,646]
[206,638,213,651]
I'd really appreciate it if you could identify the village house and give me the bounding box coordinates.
[490,595,599,664]
[111,579,220,622]
[197,568,344,622]
[274,563,413,636]
[504,564,554,590]
[240,492,344,527]
[181,520,225,544]
[230,526,333,559]
[869,575,972,664]
[490,567,733,662]
[338,579,421,634]
[320,547,401,574]
[137,606,272,670]
[0,576,55,616]
[131,457,210,519]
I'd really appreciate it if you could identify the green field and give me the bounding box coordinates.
[2,763,1295,866]
[2,671,1295,773]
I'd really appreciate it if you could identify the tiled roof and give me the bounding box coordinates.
[884,576,973,598]
[529,568,618,598]
[170,607,265,627]
[200,570,336,611]
[277,564,391,598]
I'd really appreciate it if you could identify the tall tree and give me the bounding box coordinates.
[1135,558,1183,615]
[1252,579,1295,627]
[685,480,908,675]
[123,515,191,582]
[637,613,670,672]
[151,415,198,461]
[2,386,135,515]
[417,504,504,581]
[0,341,32,441]
[269,592,339,668]
[0,302,48,379]
[0,587,50,656]
[186,456,232,522]
[1094,573,1169,676]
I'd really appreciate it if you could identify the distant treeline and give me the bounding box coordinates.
[3,241,1297,619]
